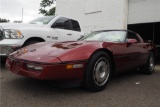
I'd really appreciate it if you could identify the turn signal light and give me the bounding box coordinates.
[66,65,73,69]
[66,64,83,69]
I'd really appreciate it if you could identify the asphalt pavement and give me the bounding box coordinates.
[0,61,160,107]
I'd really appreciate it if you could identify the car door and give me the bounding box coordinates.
[107,31,127,73]
[124,31,148,70]
[50,17,82,42]
[50,17,72,42]
[110,42,126,73]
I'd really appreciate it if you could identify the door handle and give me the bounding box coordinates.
[67,33,72,36]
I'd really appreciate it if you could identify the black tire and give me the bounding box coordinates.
[83,51,112,92]
[23,40,40,47]
[139,52,155,75]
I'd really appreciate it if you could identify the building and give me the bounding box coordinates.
[128,0,160,48]
[56,0,160,48]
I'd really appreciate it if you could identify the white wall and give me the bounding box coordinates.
[56,0,128,33]
[128,0,160,24]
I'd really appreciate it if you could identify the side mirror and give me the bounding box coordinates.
[127,39,138,44]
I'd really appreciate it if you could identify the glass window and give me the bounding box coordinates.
[80,31,126,42]
[52,17,71,30]
[127,32,140,42]
[29,16,55,25]
[71,20,81,31]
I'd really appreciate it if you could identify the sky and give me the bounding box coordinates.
[0,0,55,23]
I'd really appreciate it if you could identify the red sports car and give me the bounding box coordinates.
[6,30,157,92]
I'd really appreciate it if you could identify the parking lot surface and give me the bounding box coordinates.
[0,61,160,107]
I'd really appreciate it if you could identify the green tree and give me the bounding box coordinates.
[0,18,10,22]
[39,0,56,16]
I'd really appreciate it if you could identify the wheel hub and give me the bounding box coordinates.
[93,57,110,86]
[149,56,154,71]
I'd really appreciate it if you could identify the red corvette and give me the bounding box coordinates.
[6,30,157,92]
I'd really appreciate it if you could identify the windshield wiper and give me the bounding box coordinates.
[77,35,84,41]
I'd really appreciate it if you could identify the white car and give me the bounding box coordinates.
[0,15,84,58]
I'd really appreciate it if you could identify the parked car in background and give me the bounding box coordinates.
[0,15,84,59]
[6,30,157,92]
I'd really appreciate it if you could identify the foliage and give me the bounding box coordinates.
[39,0,56,16]
[0,18,10,22]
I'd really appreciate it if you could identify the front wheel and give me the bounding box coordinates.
[83,51,112,92]
[139,52,155,75]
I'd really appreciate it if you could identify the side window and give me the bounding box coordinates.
[127,32,140,42]
[71,20,81,32]
[52,17,71,30]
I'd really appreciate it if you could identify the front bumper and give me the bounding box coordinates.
[6,57,87,80]
[0,39,24,57]
[0,45,22,57]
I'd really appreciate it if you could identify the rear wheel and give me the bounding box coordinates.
[83,51,112,92]
[139,52,155,75]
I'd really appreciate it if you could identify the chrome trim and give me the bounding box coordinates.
[149,55,155,72]
[0,53,7,56]
[0,26,4,40]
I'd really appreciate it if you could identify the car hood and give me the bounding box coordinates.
[0,23,43,29]
[10,41,113,63]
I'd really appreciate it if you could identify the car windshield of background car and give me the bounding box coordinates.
[29,16,55,25]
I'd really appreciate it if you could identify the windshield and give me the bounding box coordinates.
[29,16,55,25]
[81,31,126,42]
